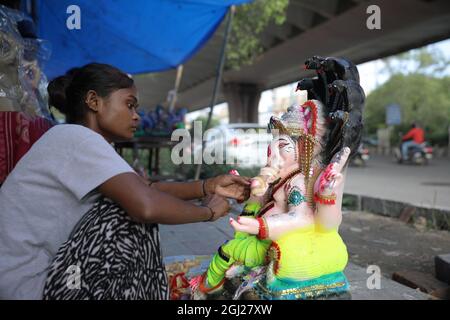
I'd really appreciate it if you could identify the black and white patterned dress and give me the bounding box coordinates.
[43,197,169,300]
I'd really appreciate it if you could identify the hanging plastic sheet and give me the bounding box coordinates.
[0,4,51,118]
[35,0,252,79]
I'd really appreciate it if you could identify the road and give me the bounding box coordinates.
[345,155,450,211]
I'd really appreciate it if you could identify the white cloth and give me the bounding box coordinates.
[0,124,134,299]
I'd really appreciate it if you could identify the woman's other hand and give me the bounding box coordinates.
[205,174,251,202]
[202,194,231,222]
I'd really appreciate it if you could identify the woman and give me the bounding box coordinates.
[0,63,250,300]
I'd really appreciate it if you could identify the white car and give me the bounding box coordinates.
[200,123,272,168]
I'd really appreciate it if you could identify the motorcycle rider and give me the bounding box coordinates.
[401,122,425,160]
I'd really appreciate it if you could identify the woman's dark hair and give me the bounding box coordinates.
[47,63,134,124]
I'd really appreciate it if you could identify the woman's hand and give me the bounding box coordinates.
[205,174,251,202]
[202,194,231,222]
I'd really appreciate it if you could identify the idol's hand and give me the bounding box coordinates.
[315,147,350,196]
[250,166,280,197]
[229,216,259,235]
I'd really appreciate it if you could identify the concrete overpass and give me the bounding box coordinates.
[134,0,450,122]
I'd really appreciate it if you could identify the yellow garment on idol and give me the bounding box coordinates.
[270,224,348,280]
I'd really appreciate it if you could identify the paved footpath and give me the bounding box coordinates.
[160,211,430,300]
[345,155,450,211]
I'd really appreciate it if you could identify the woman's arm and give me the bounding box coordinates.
[151,180,205,200]
[99,172,230,224]
[152,174,251,201]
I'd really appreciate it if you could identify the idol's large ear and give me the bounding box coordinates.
[268,116,288,136]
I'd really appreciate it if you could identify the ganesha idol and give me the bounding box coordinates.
[190,56,365,300]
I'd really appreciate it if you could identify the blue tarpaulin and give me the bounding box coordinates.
[35,0,251,79]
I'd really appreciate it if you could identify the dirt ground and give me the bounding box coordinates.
[340,210,450,278]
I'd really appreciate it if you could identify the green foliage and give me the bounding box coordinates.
[226,0,289,70]
[364,73,450,143]
[365,45,450,143]
[381,46,450,77]
[427,131,449,147]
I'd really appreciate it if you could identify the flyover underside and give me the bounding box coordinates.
[135,0,450,123]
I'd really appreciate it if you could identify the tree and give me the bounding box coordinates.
[364,45,450,146]
[364,73,450,146]
[381,46,450,77]
[226,0,289,70]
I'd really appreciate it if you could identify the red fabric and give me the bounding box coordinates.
[168,272,190,300]
[0,112,54,184]
[402,127,425,144]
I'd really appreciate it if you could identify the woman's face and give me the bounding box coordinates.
[96,86,140,141]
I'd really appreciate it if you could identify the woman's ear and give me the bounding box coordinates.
[85,90,99,112]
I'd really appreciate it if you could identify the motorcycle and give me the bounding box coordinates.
[394,140,433,165]
[350,143,370,167]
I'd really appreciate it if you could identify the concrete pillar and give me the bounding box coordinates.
[223,82,262,123]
